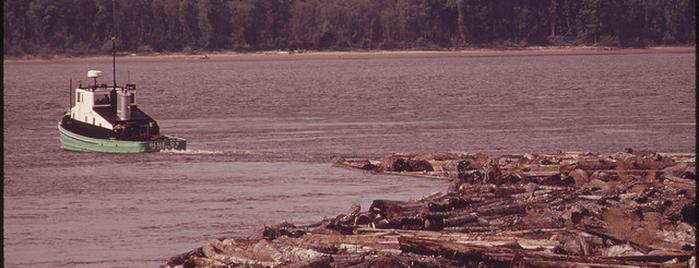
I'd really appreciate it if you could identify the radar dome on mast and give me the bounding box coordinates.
[88,70,103,85]
[87,70,103,78]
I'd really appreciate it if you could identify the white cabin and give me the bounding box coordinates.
[69,70,136,130]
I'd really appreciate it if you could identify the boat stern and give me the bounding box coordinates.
[147,136,187,152]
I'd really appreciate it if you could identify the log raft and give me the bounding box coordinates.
[164,151,695,268]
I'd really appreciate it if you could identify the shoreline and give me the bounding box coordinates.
[4,46,694,64]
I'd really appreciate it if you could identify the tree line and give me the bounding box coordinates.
[3,0,696,56]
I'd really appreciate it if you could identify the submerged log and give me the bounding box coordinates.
[382,157,434,172]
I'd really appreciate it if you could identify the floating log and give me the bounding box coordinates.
[398,236,691,267]
[442,213,478,227]
[202,240,280,267]
[166,151,695,268]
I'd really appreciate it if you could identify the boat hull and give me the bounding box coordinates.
[58,122,186,153]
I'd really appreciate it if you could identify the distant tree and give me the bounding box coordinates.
[2,0,695,56]
[617,0,647,47]
[4,0,31,55]
[549,0,558,37]
[179,0,199,49]
[197,0,214,49]
[576,0,601,44]
[448,0,467,43]
[289,0,318,49]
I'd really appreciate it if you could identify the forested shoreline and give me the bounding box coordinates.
[4,0,696,57]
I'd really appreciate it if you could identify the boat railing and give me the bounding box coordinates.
[79,84,135,92]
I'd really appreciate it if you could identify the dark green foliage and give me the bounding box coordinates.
[3,0,695,56]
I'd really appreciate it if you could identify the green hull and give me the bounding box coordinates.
[58,122,186,153]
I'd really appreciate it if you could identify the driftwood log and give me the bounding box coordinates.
[165,151,695,268]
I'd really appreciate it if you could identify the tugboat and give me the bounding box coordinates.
[58,0,185,153]
[58,71,186,153]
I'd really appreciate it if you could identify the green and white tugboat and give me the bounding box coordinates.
[58,0,185,153]
[58,70,186,153]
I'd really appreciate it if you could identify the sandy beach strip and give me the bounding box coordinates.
[4,46,694,63]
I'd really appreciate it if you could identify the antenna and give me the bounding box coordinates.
[112,0,117,89]
[69,79,72,109]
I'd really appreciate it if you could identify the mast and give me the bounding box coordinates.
[69,79,72,109]
[112,0,117,89]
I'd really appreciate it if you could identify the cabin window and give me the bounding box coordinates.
[94,93,111,105]
[93,118,95,125]
[85,116,87,122]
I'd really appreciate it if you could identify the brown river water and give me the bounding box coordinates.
[3,52,695,267]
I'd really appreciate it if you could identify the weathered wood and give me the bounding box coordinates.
[423,214,444,230]
[189,255,228,268]
[203,241,280,267]
[442,213,478,227]
[329,253,369,266]
[427,196,472,212]
[168,151,695,268]
[369,199,427,218]
[279,245,330,264]
[398,236,684,267]
[580,227,654,253]
[475,203,527,216]
[166,247,204,267]
[354,212,373,225]
[398,235,511,265]
[442,226,499,232]
[374,218,400,229]
[417,191,445,202]
[284,255,332,268]
[326,204,363,233]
